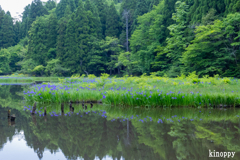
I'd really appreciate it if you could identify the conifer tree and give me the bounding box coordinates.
[13,21,21,44]
[85,0,102,38]
[63,14,77,73]
[0,7,5,49]
[131,0,150,33]
[56,5,71,62]
[46,11,58,60]
[74,0,90,74]
[69,0,76,12]
[28,16,48,65]
[93,0,108,37]
[0,12,15,49]
[20,4,31,39]
[0,6,5,29]
[55,0,69,19]
[29,0,48,26]
[105,2,121,37]
[45,0,56,11]
[75,0,79,8]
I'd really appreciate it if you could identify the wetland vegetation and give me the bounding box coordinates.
[22,73,240,108]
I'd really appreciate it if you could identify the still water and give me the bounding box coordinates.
[0,84,240,160]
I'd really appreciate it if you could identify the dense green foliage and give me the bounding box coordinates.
[1,0,240,77]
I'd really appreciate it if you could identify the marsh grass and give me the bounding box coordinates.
[23,74,240,108]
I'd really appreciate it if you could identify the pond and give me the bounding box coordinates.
[0,84,240,160]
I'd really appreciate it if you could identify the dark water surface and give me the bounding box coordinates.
[0,85,240,160]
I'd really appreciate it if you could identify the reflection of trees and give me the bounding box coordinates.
[0,85,25,109]
[131,119,240,160]
[17,105,164,160]
[194,121,240,157]
[0,106,31,152]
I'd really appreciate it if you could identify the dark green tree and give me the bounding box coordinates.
[20,4,31,39]
[13,21,21,44]
[45,0,56,11]
[85,0,102,38]
[46,11,58,60]
[131,0,151,34]
[0,12,15,49]
[74,0,90,74]
[63,14,77,74]
[55,0,69,19]
[29,0,48,26]
[56,5,71,63]
[105,2,121,38]
[93,0,108,37]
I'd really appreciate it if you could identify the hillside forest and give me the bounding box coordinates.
[1,0,240,77]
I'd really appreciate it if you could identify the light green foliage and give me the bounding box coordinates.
[0,49,11,73]
[33,65,45,76]
[45,59,70,76]
[101,36,122,75]
[183,13,240,77]
[130,1,166,75]
[164,1,189,77]
[88,74,96,79]
[116,52,133,75]
[17,58,38,75]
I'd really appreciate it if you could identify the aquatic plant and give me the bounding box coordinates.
[23,75,240,108]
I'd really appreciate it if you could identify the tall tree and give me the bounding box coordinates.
[55,0,69,19]
[56,5,71,62]
[0,12,15,49]
[164,1,189,77]
[28,16,48,65]
[74,0,90,74]
[45,0,56,11]
[131,0,151,34]
[85,0,102,38]
[63,14,77,73]
[93,0,108,37]
[130,0,166,75]
[29,0,48,26]
[20,4,31,39]
[13,21,21,44]
[105,2,121,38]
[28,12,57,65]
[46,11,58,60]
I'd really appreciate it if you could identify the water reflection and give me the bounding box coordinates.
[0,85,239,160]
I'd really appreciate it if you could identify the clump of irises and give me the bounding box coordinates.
[23,76,240,108]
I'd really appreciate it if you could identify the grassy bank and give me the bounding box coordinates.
[0,76,60,83]
[23,73,240,108]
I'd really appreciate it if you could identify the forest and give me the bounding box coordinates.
[1,0,240,77]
